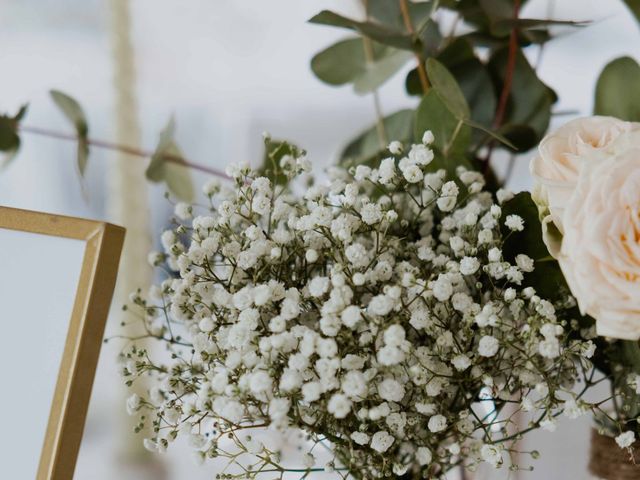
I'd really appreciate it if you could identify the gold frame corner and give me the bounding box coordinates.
[0,206,125,480]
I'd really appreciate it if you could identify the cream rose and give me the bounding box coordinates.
[558,129,640,339]
[530,116,632,255]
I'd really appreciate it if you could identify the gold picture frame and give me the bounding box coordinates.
[0,206,125,480]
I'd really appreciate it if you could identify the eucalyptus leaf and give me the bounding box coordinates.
[0,105,28,169]
[146,117,194,201]
[368,0,433,30]
[311,38,371,86]
[622,341,640,373]
[425,58,470,119]
[261,138,304,186]
[414,89,471,158]
[419,18,443,57]
[408,39,497,132]
[0,117,20,152]
[341,109,413,167]
[594,56,640,121]
[309,10,415,50]
[463,119,516,150]
[498,124,539,152]
[353,49,412,94]
[444,0,556,46]
[312,37,411,94]
[622,0,640,25]
[492,18,588,36]
[488,47,556,146]
[50,90,90,175]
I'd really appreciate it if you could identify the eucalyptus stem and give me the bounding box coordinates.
[19,124,229,179]
[399,0,430,94]
[361,0,388,149]
[493,0,521,130]
[482,0,521,177]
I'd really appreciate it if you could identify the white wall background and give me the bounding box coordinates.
[0,1,638,478]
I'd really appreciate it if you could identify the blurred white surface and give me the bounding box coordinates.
[0,229,84,478]
[0,0,638,478]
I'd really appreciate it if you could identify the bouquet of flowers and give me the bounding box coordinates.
[1,0,638,477]
[530,116,640,454]
[121,132,600,478]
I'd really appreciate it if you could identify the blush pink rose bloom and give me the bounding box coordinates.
[532,120,640,339]
[560,136,640,339]
[530,116,632,255]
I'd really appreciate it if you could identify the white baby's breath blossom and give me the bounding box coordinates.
[123,132,594,479]
[616,431,635,449]
[478,335,499,357]
[174,202,192,220]
[126,393,141,415]
[422,130,435,145]
[416,446,432,466]
[505,214,525,231]
[388,140,403,155]
[428,415,447,433]
[481,444,504,467]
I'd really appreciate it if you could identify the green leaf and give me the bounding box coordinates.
[622,341,640,373]
[311,38,411,94]
[425,58,470,119]
[146,117,194,201]
[0,105,28,169]
[311,38,370,86]
[419,18,444,57]
[368,0,433,30]
[498,124,539,152]
[492,18,588,36]
[341,110,414,167]
[463,119,516,150]
[309,10,415,50]
[414,89,471,157]
[50,90,90,175]
[501,192,568,300]
[488,47,556,147]
[408,39,497,133]
[353,48,412,94]
[594,56,640,121]
[260,138,305,186]
[444,0,558,46]
[621,0,640,25]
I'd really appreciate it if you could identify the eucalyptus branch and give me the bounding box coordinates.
[493,0,521,130]
[19,124,229,179]
[399,0,430,94]
[482,0,521,177]
[361,0,388,148]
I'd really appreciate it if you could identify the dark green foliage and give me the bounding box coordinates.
[500,192,567,301]
[340,110,414,167]
[488,47,557,148]
[594,56,640,121]
[311,37,412,94]
[146,117,194,201]
[310,0,585,177]
[0,105,27,169]
[260,138,305,185]
[50,90,90,175]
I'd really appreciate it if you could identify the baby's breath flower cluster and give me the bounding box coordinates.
[122,133,595,479]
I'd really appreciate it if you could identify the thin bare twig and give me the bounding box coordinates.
[19,124,229,179]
